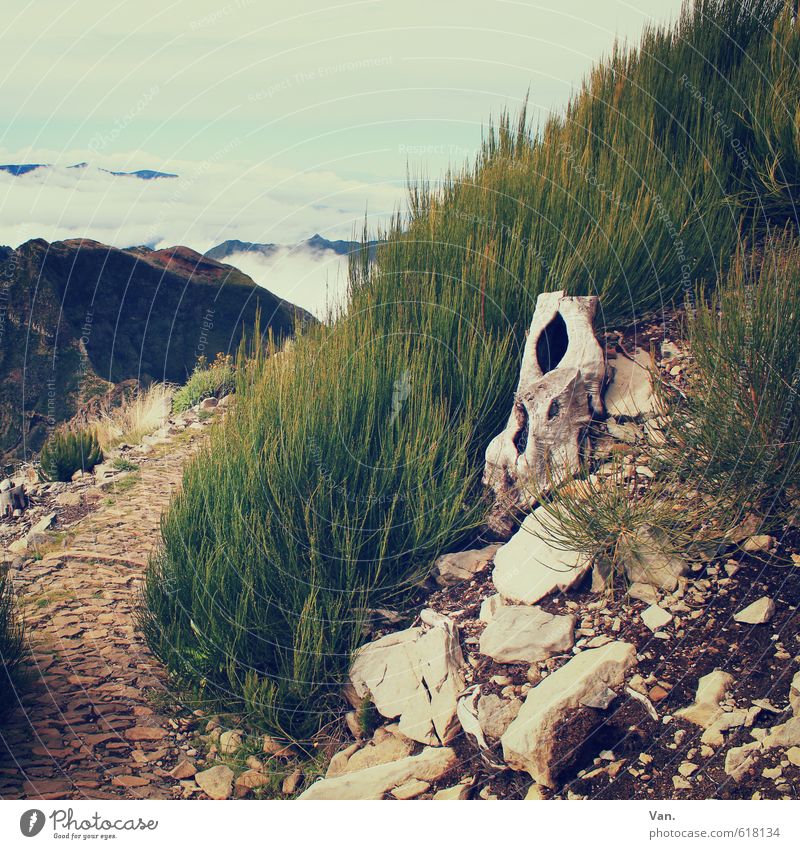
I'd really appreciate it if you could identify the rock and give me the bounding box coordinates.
[700,709,749,747]
[790,671,800,716]
[456,686,487,749]
[628,582,661,604]
[54,491,82,507]
[349,618,465,746]
[262,735,293,757]
[675,670,734,728]
[641,604,673,632]
[169,759,196,780]
[477,694,522,739]
[724,742,761,782]
[433,783,470,800]
[391,779,430,799]
[606,421,641,444]
[762,716,800,749]
[492,508,591,605]
[124,726,168,742]
[200,397,219,410]
[326,743,360,778]
[195,765,234,800]
[344,726,416,773]
[733,597,775,625]
[483,292,604,529]
[282,768,303,795]
[672,776,692,790]
[678,761,698,777]
[742,535,775,553]
[604,349,656,418]
[525,783,549,800]
[219,729,243,755]
[580,686,617,710]
[434,544,500,587]
[501,642,637,787]
[479,594,506,623]
[618,525,688,590]
[479,605,575,664]
[234,769,271,797]
[786,747,800,767]
[298,747,458,800]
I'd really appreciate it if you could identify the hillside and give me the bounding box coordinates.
[205,233,379,262]
[0,238,310,459]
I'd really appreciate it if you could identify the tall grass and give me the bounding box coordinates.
[144,0,800,741]
[92,383,174,450]
[172,354,235,413]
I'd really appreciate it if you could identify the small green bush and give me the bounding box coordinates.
[0,571,26,716]
[40,427,103,482]
[673,232,800,522]
[172,353,235,413]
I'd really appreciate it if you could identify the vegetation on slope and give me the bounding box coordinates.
[0,572,25,717]
[144,0,800,740]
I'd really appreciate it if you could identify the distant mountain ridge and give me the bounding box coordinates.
[0,163,177,179]
[0,238,310,460]
[205,233,379,262]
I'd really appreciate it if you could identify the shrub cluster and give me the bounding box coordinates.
[172,354,235,413]
[0,572,25,716]
[40,428,103,482]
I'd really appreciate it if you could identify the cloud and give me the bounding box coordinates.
[0,154,404,259]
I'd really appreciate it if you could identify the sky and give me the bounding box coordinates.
[0,0,685,313]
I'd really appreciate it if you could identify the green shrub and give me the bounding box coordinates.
[40,427,103,482]
[172,353,235,413]
[673,231,800,522]
[144,0,800,742]
[0,571,26,716]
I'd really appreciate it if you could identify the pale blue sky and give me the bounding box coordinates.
[0,0,685,308]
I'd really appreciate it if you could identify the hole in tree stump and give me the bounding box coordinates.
[536,312,569,374]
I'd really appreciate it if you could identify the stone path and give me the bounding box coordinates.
[0,436,202,799]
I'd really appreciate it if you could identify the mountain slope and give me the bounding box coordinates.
[0,238,310,459]
[204,233,378,262]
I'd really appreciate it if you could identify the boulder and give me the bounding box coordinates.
[349,618,465,746]
[479,605,575,664]
[434,544,500,587]
[478,593,506,623]
[604,349,656,418]
[391,779,429,799]
[492,508,591,605]
[298,747,458,800]
[724,742,761,782]
[195,765,234,800]
[477,694,522,739]
[618,525,688,590]
[674,669,733,728]
[641,604,672,632]
[344,726,416,774]
[762,716,800,749]
[733,597,775,625]
[501,642,637,787]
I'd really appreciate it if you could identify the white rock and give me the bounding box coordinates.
[298,747,457,800]
[501,642,637,787]
[479,605,575,664]
[618,525,688,590]
[725,742,761,782]
[218,729,243,755]
[433,783,470,800]
[477,694,522,739]
[604,349,656,418]
[195,765,234,800]
[344,726,416,774]
[733,597,775,625]
[478,593,506,623]
[641,604,673,632]
[675,669,734,728]
[492,508,591,605]
[790,671,800,717]
[434,544,500,587]
[762,716,800,749]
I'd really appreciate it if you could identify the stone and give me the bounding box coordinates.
[479,594,506,623]
[618,525,688,590]
[344,726,416,773]
[604,349,656,418]
[580,686,617,710]
[641,604,673,632]
[282,768,303,795]
[672,776,692,790]
[786,747,800,767]
[790,671,800,717]
[628,582,661,604]
[234,769,270,797]
[501,642,637,787]
[169,759,196,780]
[200,397,219,410]
[492,507,591,605]
[525,783,549,800]
[298,747,458,800]
[700,709,749,748]
[124,726,167,742]
[477,694,522,739]
[484,291,604,529]
[433,783,470,800]
[349,618,465,746]
[762,717,800,749]
[675,670,734,729]
[733,597,775,625]
[742,535,775,553]
[262,735,293,757]
[326,743,360,778]
[606,421,641,444]
[391,779,430,799]
[195,765,234,800]
[678,761,698,777]
[724,742,761,782]
[219,729,243,755]
[434,544,500,587]
[479,605,575,664]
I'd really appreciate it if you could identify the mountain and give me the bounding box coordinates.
[204,233,378,262]
[0,163,177,179]
[0,239,311,460]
